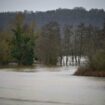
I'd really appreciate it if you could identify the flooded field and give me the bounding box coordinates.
[0,65,105,105]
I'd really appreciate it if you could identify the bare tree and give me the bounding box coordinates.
[37,22,61,65]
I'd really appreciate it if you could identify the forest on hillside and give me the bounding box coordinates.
[0,7,105,30]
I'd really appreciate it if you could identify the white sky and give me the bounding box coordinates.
[0,0,105,12]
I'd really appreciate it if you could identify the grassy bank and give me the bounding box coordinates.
[74,67,105,77]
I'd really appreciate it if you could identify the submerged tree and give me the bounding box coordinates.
[63,25,73,65]
[11,13,36,65]
[37,22,61,65]
[75,23,85,65]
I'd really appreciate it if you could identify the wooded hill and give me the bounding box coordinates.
[0,7,105,29]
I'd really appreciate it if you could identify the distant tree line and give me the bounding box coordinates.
[0,7,105,29]
[0,12,105,72]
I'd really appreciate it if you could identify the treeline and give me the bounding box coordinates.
[0,12,105,72]
[0,7,105,29]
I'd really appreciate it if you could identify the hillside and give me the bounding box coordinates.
[0,7,105,29]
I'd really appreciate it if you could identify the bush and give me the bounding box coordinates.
[74,50,105,77]
[88,50,105,71]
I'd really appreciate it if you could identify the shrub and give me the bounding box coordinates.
[88,50,105,71]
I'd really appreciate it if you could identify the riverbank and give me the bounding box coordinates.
[74,67,105,77]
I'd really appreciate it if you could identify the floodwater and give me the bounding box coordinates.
[0,65,105,105]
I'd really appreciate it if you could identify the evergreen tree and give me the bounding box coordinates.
[11,13,36,65]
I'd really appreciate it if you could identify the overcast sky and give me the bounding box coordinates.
[0,0,105,12]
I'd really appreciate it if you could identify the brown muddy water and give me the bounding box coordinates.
[0,65,105,105]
